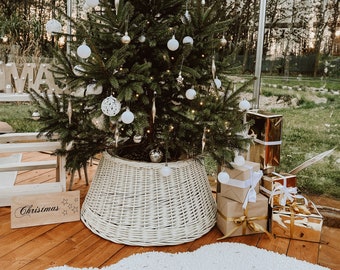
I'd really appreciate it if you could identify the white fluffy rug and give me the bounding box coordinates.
[48,242,329,270]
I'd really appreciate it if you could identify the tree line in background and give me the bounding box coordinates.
[0,0,339,77]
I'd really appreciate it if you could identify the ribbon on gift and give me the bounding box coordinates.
[254,138,282,146]
[217,207,272,240]
[268,172,297,207]
[242,168,263,209]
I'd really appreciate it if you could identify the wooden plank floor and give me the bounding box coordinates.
[0,151,339,270]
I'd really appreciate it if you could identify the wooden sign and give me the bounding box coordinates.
[11,191,80,228]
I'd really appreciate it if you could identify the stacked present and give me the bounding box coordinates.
[216,110,323,242]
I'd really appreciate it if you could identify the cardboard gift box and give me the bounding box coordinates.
[262,172,297,191]
[246,111,283,169]
[217,161,262,205]
[271,201,323,242]
[216,193,269,238]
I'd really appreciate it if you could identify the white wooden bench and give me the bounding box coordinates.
[0,132,66,207]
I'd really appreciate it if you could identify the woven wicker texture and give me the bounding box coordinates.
[81,152,217,246]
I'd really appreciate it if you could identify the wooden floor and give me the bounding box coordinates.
[0,151,339,270]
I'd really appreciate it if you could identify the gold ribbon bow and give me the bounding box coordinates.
[217,207,272,240]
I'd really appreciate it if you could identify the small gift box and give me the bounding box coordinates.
[217,161,263,207]
[246,111,283,169]
[260,172,298,207]
[216,193,270,239]
[262,172,297,191]
[271,200,323,242]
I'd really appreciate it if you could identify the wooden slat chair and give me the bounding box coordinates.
[0,132,66,206]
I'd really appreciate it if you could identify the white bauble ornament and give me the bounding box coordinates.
[239,99,251,111]
[121,32,131,44]
[167,35,179,51]
[185,88,196,100]
[138,35,146,43]
[218,171,230,184]
[77,44,91,59]
[149,149,163,163]
[85,0,99,7]
[220,36,227,47]
[160,165,172,177]
[31,111,40,121]
[121,108,135,124]
[182,36,193,45]
[234,155,245,166]
[214,77,222,89]
[86,83,103,95]
[45,19,62,34]
[133,135,142,143]
[73,65,85,76]
[101,95,121,116]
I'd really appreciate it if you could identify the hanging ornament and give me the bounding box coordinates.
[201,0,206,6]
[181,9,191,24]
[176,71,184,84]
[85,0,99,8]
[182,36,194,45]
[86,83,103,95]
[67,99,72,124]
[101,95,121,116]
[239,99,251,111]
[152,93,156,123]
[202,127,207,153]
[77,43,91,59]
[234,155,245,166]
[115,0,120,14]
[160,165,172,177]
[211,56,216,79]
[167,35,179,51]
[121,32,131,44]
[45,19,62,35]
[31,110,40,121]
[214,76,222,89]
[185,88,196,100]
[138,35,146,43]
[73,65,85,76]
[121,108,135,124]
[149,148,163,163]
[220,35,227,47]
[218,171,230,184]
[133,134,142,143]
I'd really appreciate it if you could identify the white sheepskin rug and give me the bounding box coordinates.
[47,242,329,270]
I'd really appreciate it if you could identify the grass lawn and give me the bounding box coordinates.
[1,76,339,199]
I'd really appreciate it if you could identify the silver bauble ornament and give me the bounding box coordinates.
[101,95,121,116]
[149,148,163,163]
[121,32,131,44]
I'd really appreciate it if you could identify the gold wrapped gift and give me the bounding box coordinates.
[246,111,283,169]
[271,201,323,242]
[216,193,270,239]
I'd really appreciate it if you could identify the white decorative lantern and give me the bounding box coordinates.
[121,108,135,124]
[167,35,179,51]
[45,19,62,35]
[218,171,230,184]
[85,0,99,8]
[185,88,196,100]
[182,36,194,45]
[77,44,91,59]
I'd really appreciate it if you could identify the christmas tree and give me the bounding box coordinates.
[31,0,253,173]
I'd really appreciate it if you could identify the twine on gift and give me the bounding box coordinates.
[217,208,272,240]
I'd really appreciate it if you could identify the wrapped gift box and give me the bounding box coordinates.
[217,161,262,204]
[216,193,269,238]
[271,201,323,242]
[262,172,297,191]
[246,111,283,169]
